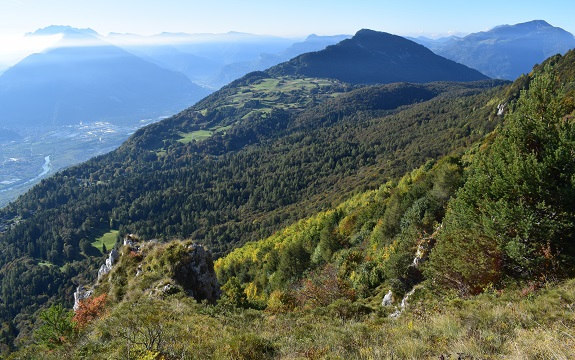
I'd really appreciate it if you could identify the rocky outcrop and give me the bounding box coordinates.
[97,248,119,280]
[73,286,93,311]
[119,237,220,303]
[173,243,221,303]
[390,287,418,319]
[76,236,221,309]
[497,102,507,116]
[384,234,436,317]
[381,290,394,306]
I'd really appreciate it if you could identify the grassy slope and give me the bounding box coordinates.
[15,257,575,359]
[90,230,118,253]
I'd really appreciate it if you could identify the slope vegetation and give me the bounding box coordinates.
[8,57,575,357]
[0,76,506,340]
[0,30,510,350]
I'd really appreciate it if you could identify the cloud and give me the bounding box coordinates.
[0,34,62,65]
[0,29,293,67]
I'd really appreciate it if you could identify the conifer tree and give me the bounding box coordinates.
[426,68,575,294]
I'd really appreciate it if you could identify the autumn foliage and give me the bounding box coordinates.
[73,293,108,329]
[294,264,355,308]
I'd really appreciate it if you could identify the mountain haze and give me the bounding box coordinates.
[0,29,210,128]
[117,32,350,89]
[206,34,351,88]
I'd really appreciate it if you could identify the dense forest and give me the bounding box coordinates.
[0,73,507,343]
[3,35,575,357]
[5,55,575,358]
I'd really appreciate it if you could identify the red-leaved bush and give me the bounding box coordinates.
[73,293,108,329]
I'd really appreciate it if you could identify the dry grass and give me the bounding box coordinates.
[14,278,575,359]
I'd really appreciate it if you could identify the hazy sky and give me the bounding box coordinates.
[1,0,574,65]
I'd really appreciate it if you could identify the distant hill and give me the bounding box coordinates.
[114,32,350,89]
[413,20,575,79]
[268,29,489,84]
[0,29,210,128]
[207,34,351,88]
[279,34,351,60]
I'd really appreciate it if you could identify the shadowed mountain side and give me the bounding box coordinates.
[268,29,489,84]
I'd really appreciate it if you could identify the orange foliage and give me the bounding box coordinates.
[294,264,355,308]
[73,293,108,329]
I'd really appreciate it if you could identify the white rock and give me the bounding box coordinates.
[382,290,394,306]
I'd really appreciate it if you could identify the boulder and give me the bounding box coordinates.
[73,286,93,311]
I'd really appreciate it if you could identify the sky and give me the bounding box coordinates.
[1,0,574,66]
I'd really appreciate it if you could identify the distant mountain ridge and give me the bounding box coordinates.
[113,32,350,89]
[412,20,575,79]
[280,34,351,60]
[0,29,210,128]
[268,29,489,84]
[25,25,99,37]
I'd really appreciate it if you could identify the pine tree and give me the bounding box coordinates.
[426,67,575,294]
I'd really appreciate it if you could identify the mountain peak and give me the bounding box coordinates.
[421,20,575,79]
[26,25,99,37]
[527,19,553,27]
[354,28,380,36]
[511,19,553,29]
[269,29,488,84]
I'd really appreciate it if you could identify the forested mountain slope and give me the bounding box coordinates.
[0,30,510,349]
[215,48,575,318]
[0,76,507,342]
[8,53,575,358]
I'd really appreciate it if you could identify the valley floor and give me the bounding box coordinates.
[0,118,164,207]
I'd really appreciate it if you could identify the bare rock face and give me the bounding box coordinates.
[381,290,394,306]
[97,248,119,280]
[73,286,93,311]
[173,244,221,303]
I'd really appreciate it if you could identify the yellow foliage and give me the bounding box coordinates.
[266,290,294,313]
[383,242,397,260]
[244,282,262,301]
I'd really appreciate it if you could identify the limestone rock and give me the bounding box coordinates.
[497,102,507,116]
[174,243,221,303]
[97,248,119,280]
[381,290,394,306]
[73,286,93,311]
